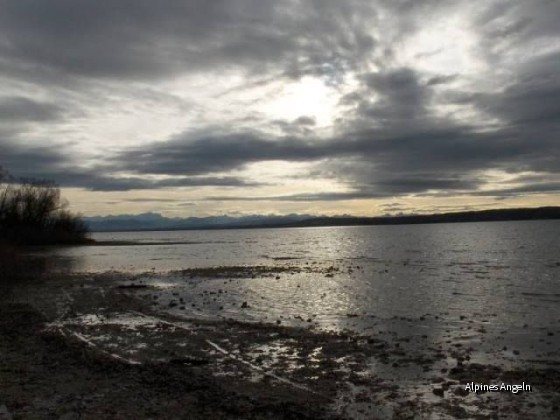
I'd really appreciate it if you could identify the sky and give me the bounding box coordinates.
[1,0,559,217]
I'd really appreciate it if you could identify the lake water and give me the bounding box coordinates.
[33,220,560,336]
[22,220,560,417]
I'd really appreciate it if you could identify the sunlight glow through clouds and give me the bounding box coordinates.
[401,13,481,76]
[2,0,558,217]
[260,76,340,127]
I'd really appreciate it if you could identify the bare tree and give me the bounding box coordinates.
[0,170,89,245]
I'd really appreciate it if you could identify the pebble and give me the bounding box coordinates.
[454,387,469,397]
[433,388,445,397]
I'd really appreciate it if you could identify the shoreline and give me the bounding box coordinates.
[0,303,328,420]
[2,265,559,418]
[84,206,560,233]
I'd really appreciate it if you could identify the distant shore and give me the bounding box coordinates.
[86,206,560,233]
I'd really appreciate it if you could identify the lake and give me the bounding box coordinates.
[31,220,560,340]
[19,219,560,417]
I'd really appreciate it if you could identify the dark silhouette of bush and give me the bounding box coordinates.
[0,168,90,245]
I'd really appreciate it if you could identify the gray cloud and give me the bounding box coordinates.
[125,198,181,203]
[358,68,432,124]
[0,140,68,178]
[116,130,330,176]
[473,55,560,126]
[204,192,378,202]
[1,0,559,205]
[471,182,560,197]
[426,74,457,86]
[0,0,378,83]
[293,116,316,126]
[0,97,63,122]
[271,116,317,135]
[0,140,260,191]
[474,0,560,62]
[82,175,262,192]
[113,114,558,199]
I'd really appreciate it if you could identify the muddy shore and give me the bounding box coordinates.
[1,264,559,419]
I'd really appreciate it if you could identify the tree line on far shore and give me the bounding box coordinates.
[0,167,89,245]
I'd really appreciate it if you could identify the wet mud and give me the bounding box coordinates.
[1,263,559,419]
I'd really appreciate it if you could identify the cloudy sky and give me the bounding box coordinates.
[1,0,559,217]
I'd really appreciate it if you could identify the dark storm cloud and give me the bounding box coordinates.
[470,182,560,197]
[0,0,377,82]
[204,177,480,202]
[0,0,230,79]
[471,54,560,126]
[0,97,63,122]
[110,57,553,193]
[464,0,560,131]
[293,116,316,126]
[0,140,67,178]
[76,175,262,192]
[474,0,560,59]
[358,68,431,122]
[116,116,557,199]
[204,192,379,202]
[426,74,457,86]
[111,49,560,198]
[0,0,559,201]
[271,116,317,135]
[117,131,331,176]
[0,140,259,191]
[25,169,259,192]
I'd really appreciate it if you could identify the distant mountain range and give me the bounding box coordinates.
[83,207,560,232]
[83,212,314,232]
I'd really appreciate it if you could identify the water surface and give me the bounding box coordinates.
[29,220,560,359]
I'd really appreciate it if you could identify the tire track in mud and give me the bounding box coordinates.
[58,327,142,365]
[50,287,324,398]
[127,309,325,397]
[46,286,143,365]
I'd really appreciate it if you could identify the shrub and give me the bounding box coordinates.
[0,169,90,245]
